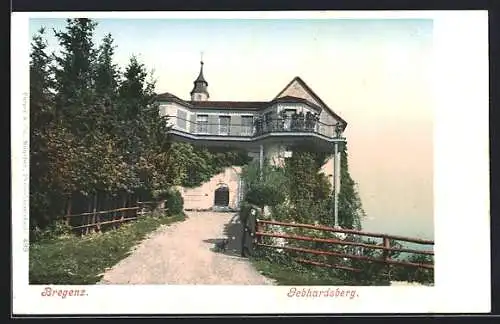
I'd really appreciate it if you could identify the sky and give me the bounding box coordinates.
[29,18,434,239]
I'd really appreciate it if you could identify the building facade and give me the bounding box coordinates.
[157,61,347,223]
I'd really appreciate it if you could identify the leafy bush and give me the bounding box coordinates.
[164,188,184,215]
[31,219,73,242]
[245,183,285,210]
[392,254,434,284]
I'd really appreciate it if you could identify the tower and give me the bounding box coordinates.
[190,58,209,101]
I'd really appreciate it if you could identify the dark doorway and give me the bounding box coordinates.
[214,185,229,207]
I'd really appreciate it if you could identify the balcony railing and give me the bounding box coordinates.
[164,115,343,139]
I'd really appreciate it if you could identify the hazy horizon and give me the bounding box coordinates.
[29,18,434,239]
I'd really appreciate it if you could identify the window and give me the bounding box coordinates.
[177,109,187,129]
[283,109,296,130]
[219,116,230,135]
[196,115,208,134]
[241,116,254,135]
[284,109,296,117]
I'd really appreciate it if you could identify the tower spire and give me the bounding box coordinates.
[191,54,209,101]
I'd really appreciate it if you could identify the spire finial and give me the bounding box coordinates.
[191,53,209,100]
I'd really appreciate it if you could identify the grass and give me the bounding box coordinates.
[251,254,431,286]
[29,213,185,285]
[249,248,397,286]
[250,257,348,286]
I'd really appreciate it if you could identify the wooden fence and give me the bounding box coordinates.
[63,200,163,235]
[254,219,434,272]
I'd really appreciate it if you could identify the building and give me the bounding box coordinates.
[157,60,347,225]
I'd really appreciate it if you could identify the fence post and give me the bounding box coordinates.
[93,193,99,233]
[85,197,92,235]
[113,197,118,230]
[65,197,72,227]
[121,193,127,223]
[382,237,391,261]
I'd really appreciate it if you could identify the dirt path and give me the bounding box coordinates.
[99,211,275,285]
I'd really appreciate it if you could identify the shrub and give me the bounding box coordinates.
[392,254,434,284]
[245,183,285,210]
[153,189,170,201]
[164,188,184,215]
[31,219,73,242]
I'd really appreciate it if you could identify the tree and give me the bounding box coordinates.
[94,33,120,134]
[51,18,121,200]
[116,56,174,197]
[30,27,58,229]
[95,33,119,101]
[52,18,98,134]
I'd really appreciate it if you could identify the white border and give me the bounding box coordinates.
[11,11,490,315]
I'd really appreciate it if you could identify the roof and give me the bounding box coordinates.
[156,92,180,101]
[189,101,269,110]
[191,61,209,96]
[194,62,207,83]
[155,95,322,112]
[156,76,347,128]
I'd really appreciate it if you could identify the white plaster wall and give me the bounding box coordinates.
[321,156,335,178]
[179,167,242,210]
[159,103,192,131]
[318,111,338,137]
[158,104,174,127]
[265,144,287,167]
[192,92,208,101]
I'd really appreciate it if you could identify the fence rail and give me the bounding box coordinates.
[254,219,434,272]
[164,115,342,139]
[257,219,434,245]
[64,207,141,218]
[63,199,164,235]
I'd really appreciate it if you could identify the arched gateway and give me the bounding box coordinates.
[214,184,230,207]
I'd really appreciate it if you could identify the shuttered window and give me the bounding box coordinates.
[219,116,230,135]
[177,109,187,129]
[241,116,253,135]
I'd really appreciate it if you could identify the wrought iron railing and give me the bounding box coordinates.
[164,115,342,139]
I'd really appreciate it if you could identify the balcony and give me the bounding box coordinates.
[165,115,344,151]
